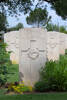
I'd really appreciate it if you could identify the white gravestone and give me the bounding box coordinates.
[59,33,66,54]
[64,34,67,50]
[4,31,19,64]
[19,28,47,86]
[4,29,67,86]
[47,32,60,60]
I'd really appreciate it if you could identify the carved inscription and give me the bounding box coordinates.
[19,28,47,86]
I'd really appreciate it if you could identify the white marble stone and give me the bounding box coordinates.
[59,33,66,54]
[19,28,47,86]
[4,28,67,86]
[47,32,60,61]
[4,31,19,64]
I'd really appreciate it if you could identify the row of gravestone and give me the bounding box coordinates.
[4,28,67,86]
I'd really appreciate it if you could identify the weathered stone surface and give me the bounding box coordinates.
[19,28,47,86]
[65,34,67,50]
[47,32,60,60]
[4,28,67,86]
[4,31,19,64]
[59,33,66,54]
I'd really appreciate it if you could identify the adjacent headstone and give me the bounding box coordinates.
[19,28,47,86]
[4,28,67,86]
[65,34,67,50]
[47,32,60,60]
[4,31,19,64]
[59,33,66,54]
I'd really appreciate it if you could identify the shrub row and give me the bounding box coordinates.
[35,50,67,92]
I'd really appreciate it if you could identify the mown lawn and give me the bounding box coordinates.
[0,64,19,96]
[0,93,67,100]
[0,64,67,100]
[7,64,19,83]
[0,41,66,100]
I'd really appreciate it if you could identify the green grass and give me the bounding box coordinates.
[0,64,19,96]
[0,89,7,95]
[0,93,67,100]
[7,64,19,83]
[0,64,67,100]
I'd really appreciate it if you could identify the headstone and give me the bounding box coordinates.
[4,31,19,64]
[65,34,67,50]
[19,28,47,86]
[47,32,60,60]
[4,29,67,86]
[59,33,66,54]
